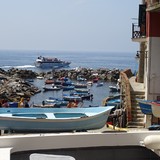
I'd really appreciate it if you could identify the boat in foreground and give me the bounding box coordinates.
[151,101,160,118]
[0,107,113,132]
[138,100,153,115]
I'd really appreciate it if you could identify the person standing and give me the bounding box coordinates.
[18,98,25,108]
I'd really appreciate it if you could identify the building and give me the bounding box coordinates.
[131,0,160,127]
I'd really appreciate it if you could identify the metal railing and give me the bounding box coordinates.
[132,23,146,39]
[147,0,160,6]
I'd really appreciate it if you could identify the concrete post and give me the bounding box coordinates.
[137,42,146,83]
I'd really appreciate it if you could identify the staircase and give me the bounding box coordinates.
[127,89,145,128]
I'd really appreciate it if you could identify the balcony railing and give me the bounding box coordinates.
[132,23,146,39]
[147,0,160,6]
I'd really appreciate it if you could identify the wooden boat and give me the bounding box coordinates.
[45,79,54,84]
[109,86,120,92]
[62,86,75,91]
[43,86,62,91]
[151,101,160,118]
[45,98,69,107]
[87,81,93,86]
[0,107,113,132]
[96,82,104,87]
[138,100,152,115]
[92,78,99,83]
[33,104,57,108]
[74,83,87,88]
[70,92,93,100]
[74,88,89,93]
[63,95,82,102]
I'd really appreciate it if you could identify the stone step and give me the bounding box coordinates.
[131,117,144,122]
[130,91,145,95]
[131,110,143,115]
[127,121,144,128]
[132,114,144,119]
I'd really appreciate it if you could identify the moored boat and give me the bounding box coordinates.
[138,100,152,115]
[96,82,104,87]
[45,79,54,84]
[74,88,89,93]
[151,101,160,118]
[63,95,82,102]
[63,86,75,91]
[74,83,88,88]
[0,107,113,132]
[109,86,120,92]
[43,86,62,91]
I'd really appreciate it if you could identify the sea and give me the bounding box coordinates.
[0,50,138,107]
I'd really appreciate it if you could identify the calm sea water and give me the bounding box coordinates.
[0,50,138,106]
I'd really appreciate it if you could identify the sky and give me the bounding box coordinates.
[0,0,140,53]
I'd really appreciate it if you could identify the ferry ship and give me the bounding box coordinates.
[35,56,71,69]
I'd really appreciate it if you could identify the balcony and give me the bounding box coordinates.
[147,0,160,11]
[132,23,146,42]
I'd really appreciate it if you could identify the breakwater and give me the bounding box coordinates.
[0,67,120,102]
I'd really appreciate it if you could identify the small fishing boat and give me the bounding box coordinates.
[63,86,75,91]
[33,104,57,108]
[45,97,69,107]
[109,86,120,92]
[0,107,113,132]
[43,86,62,91]
[87,81,93,86]
[74,88,89,93]
[92,78,99,83]
[77,76,87,81]
[74,83,88,88]
[138,100,153,115]
[96,82,104,87]
[70,92,93,100]
[151,101,160,118]
[45,79,54,84]
[63,95,82,102]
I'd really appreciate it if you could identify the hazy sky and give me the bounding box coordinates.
[0,0,140,52]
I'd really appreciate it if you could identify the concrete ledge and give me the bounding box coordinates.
[0,148,12,160]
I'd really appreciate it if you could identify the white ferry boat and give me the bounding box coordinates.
[35,56,71,69]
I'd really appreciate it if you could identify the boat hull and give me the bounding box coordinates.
[139,100,152,115]
[0,107,113,132]
[35,60,71,69]
[151,102,160,118]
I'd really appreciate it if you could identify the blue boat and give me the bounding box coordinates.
[63,86,75,91]
[96,82,104,87]
[63,94,82,102]
[138,100,152,115]
[0,107,113,132]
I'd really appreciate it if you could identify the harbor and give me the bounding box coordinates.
[1,0,160,160]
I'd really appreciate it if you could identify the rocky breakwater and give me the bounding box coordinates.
[0,68,40,102]
[0,67,120,102]
[46,67,120,82]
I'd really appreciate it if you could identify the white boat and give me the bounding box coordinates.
[43,86,62,91]
[35,56,71,69]
[151,101,160,118]
[109,86,120,92]
[0,107,113,132]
